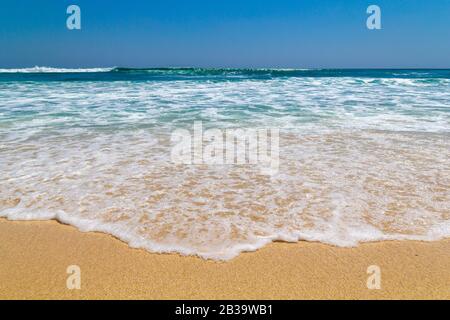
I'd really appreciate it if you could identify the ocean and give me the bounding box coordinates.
[0,67,449,260]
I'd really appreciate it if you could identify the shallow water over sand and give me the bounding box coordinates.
[1,71,449,259]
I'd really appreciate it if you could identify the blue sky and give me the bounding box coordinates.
[0,0,449,68]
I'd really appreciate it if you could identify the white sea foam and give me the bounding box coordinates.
[0,77,449,260]
[1,130,449,260]
[0,66,114,73]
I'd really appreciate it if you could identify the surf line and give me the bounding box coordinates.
[175,304,209,318]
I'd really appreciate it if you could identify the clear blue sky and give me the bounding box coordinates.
[0,0,449,68]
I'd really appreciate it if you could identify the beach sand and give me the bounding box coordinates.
[0,218,449,300]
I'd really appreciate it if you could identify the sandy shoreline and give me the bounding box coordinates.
[0,218,449,300]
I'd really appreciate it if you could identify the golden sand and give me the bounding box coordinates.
[0,218,449,300]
